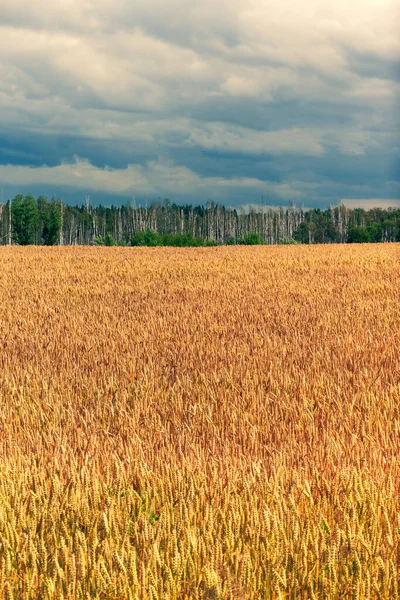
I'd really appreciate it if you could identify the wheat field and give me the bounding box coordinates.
[0,244,399,599]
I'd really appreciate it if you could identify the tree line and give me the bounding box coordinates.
[0,194,399,246]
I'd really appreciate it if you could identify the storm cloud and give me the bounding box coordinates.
[0,0,399,207]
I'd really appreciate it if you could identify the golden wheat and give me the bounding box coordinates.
[0,244,399,599]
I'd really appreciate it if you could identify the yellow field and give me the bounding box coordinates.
[0,245,399,599]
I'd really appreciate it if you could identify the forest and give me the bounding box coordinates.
[1,194,400,245]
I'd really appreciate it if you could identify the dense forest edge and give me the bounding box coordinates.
[1,194,400,246]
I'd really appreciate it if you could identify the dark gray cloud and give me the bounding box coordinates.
[0,0,399,207]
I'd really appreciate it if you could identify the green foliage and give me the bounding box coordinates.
[324,220,339,243]
[238,232,263,245]
[38,197,61,245]
[293,221,310,244]
[12,194,39,245]
[131,230,206,247]
[279,237,299,245]
[366,223,382,243]
[347,227,370,243]
[94,235,105,246]
[165,233,206,247]
[104,232,116,246]
[294,217,337,244]
[130,230,158,246]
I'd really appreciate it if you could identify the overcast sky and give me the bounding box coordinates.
[0,0,399,207]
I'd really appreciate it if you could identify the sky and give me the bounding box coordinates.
[0,0,399,208]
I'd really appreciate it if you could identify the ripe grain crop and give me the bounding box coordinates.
[0,244,399,599]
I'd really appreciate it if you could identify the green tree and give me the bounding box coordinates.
[94,235,105,245]
[325,220,338,243]
[347,227,370,243]
[293,221,310,244]
[12,194,39,245]
[366,223,382,243]
[131,231,146,246]
[37,196,61,245]
[143,230,160,246]
[104,232,116,246]
[238,232,263,245]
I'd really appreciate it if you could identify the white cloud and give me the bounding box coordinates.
[187,123,324,156]
[0,0,398,115]
[342,198,400,209]
[0,157,302,200]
